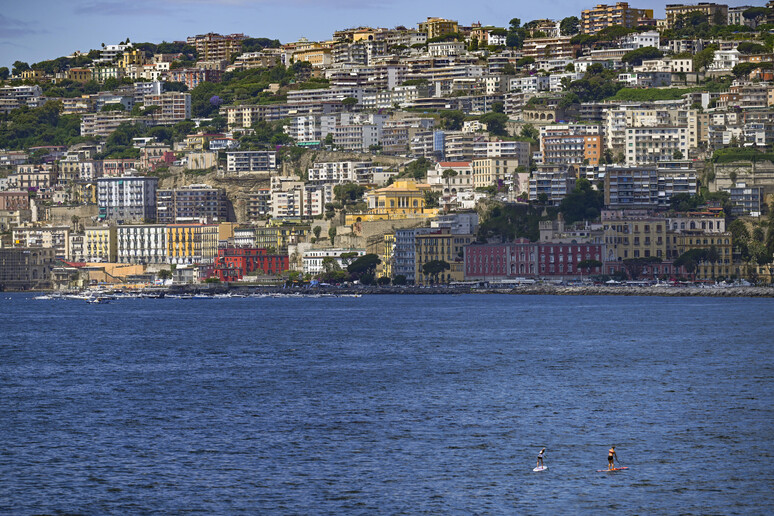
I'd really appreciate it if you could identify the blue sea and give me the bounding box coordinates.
[1,293,772,514]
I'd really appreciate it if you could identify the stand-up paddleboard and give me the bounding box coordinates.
[597,467,628,472]
[533,466,548,472]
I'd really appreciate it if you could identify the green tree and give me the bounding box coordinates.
[480,112,509,136]
[440,110,464,130]
[328,226,337,246]
[422,259,450,284]
[558,178,604,224]
[12,61,29,76]
[491,101,505,114]
[693,45,717,71]
[313,226,322,241]
[621,46,663,67]
[560,16,580,36]
[347,254,381,277]
[393,274,407,285]
[0,67,9,81]
[622,256,662,280]
[577,259,603,278]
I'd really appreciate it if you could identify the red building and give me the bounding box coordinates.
[211,247,289,281]
[465,238,603,280]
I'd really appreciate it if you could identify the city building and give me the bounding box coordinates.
[96,176,158,222]
[211,247,289,281]
[84,225,117,262]
[604,166,698,207]
[414,229,474,285]
[117,224,168,264]
[581,3,654,34]
[226,151,278,174]
[665,3,729,29]
[465,239,604,280]
[0,247,56,290]
[302,248,366,275]
[187,33,247,61]
[156,184,230,224]
[418,17,459,39]
[166,223,219,265]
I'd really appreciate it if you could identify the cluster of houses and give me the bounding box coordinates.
[2,2,774,289]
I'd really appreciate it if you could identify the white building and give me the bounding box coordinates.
[625,127,690,164]
[226,151,277,174]
[117,224,167,264]
[96,176,158,222]
[302,248,366,275]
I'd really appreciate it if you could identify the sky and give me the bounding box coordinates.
[0,0,768,68]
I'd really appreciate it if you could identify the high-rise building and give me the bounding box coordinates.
[156,184,229,224]
[580,3,654,34]
[97,176,158,222]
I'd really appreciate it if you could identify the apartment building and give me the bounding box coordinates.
[9,164,56,191]
[0,85,45,114]
[246,189,272,221]
[464,240,604,280]
[142,92,192,124]
[117,224,167,264]
[414,229,474,285]
[156,184,229,224]
[12,226,71,260]
[602,210,667,261]
[80,113,139,137]
[84,225,117,262]
[581,2,654,34]
[521,37,575,60]
[471,158,522,189]
[604,166,698,207]
[226,151,277,174]
[528,166,576,205]
[665,3,729,29]
[187,33,246,61]
[625,127,690,164]
[540,124,603,166]
[418,17,459,39]
[166,223,219,265]
[96,176,158,222]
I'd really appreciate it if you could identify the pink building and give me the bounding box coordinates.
[465,238,603,280]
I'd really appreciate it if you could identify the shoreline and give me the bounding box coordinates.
[11,284,774,298]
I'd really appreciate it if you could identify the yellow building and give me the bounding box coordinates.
[665,3,728,29]
[21,69,47,81]
[363,180,437,217]
[581,3,653,34]
[292,46,333,68]
[380,233,395,278]
[67,68,93,82]
[471,158,522,189]
[166,223,219,265]
[84,225,117,262]
[218,222,236,241]
[671,231,733,280]
[120,49,146,69]
[603,216,668,261]
[419,17,459,39]
[254,223,310,253]
[414,230,474,285]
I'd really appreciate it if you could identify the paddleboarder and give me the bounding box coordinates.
[608,445,617,470]
[537,447,546,469]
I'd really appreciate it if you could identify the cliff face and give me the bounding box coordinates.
[155,151,412,223]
